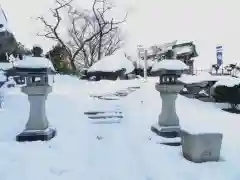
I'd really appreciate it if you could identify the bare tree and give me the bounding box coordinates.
[38,0,126,70]
[92,0,127,60]
[67,0,126,66]
[102,28,123,56]
[37,0,100,70]
[67,9,98,67]
[37,0,75,69]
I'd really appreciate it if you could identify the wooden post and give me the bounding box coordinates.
[144,50,148,80]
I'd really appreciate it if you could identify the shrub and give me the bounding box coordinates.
[32,46,43,57]
[212,84,240,109]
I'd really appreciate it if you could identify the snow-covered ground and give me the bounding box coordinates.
[0,75,239,180]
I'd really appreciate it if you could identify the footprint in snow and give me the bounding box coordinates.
[96,136,103,140]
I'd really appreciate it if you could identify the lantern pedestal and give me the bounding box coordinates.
[16,128,56,142]
[151,83,184,138]
[16,85,56,142]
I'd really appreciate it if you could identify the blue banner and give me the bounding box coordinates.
[216,46,223,66]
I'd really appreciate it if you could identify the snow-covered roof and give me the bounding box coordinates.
[88,49,134,74]
[137,40,177,58]
[151,59,189,71]
[213,77,240,88]
[178,72,218,84]
[0,62,13,70]
[13,56,55,71]
[178,72,240,85]
[174,46,192,55]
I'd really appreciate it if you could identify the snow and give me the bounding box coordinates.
[178,73,217,84]
[0,75,240,179]
[0,76,15,108]
[178,72,240,85]
[198,89,208,96]
[141,40,177,57]
[151,59,189,72]
[174,46,192,55]
[13,56,55,71]
[88,49,134,74]
[126,52,156,69]
[0,62,13,70]
[137,59,155,69]
[0,71,6,82]
[213,77,240,88]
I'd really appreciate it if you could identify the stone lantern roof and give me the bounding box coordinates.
[6,56,56,77]
[151,59,189,76]
[151,59,189,86]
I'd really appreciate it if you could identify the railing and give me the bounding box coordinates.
[193,68,239,77]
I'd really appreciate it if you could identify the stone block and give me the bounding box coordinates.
[181,131,223,163]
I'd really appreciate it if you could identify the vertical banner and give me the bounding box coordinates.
[216,46,223,66]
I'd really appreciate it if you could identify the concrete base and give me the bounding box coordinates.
[151,124,181,138]
[16,128,56,142]
[181,131,223,163]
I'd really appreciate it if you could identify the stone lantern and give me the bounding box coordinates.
[150,59,188,138]
[10,57,56,142]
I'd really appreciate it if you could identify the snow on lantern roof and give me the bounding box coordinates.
[151,59,189,72]
[13,56,55,71]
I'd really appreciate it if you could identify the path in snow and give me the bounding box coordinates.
[84,85,140,124]
[89,86,140,100]
[78,85,152,180]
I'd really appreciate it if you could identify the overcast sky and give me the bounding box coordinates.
[1,0,240,67]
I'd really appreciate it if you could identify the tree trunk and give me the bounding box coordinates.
[97,32,103,60]
[82,48,89,67]
[69,58,77,71]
